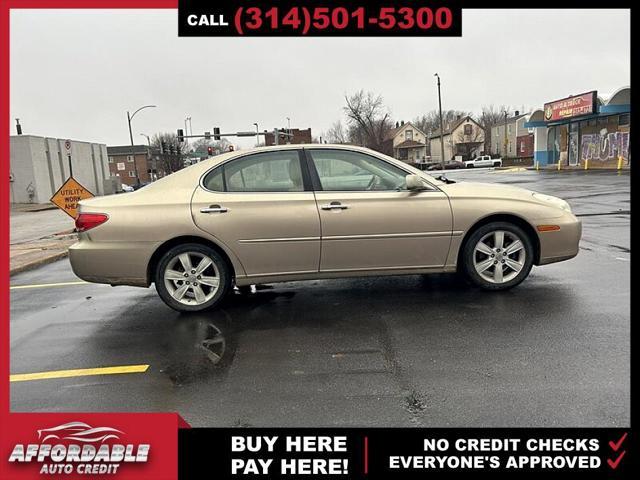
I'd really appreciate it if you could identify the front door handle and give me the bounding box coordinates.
[200,205,228,214]
[321,202,349,211]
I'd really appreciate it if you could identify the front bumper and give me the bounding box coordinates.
[536,213,582,265]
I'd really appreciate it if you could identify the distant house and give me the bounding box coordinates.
[490,111,532,159]
[384,121,428,164]
[429,116,485,162]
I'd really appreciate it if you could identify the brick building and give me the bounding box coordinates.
[264,128,312,146]
[516,134,534,158]
[107,145,168,186]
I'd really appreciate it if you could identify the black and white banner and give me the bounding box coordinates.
[179,428,632,479]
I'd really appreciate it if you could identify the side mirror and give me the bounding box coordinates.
[405,174,426,190]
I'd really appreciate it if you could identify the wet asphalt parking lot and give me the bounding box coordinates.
[10,169,630,427]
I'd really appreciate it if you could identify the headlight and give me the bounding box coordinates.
[532,192,572,212]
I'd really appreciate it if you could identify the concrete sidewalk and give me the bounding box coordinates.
[10,207,77,275]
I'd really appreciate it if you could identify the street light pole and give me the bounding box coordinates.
[434,73,446,170]
[140,133,150,146]
[253,122,259,147]
[126,104,156,185]
[127,105,156,145]
[140,133,155,182]
[184,116,191,150]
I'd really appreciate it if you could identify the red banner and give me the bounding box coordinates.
[543,91,597,122]
[0,413,186,480]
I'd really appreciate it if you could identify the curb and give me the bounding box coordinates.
[11,203,59,213]
[10,250,69,276]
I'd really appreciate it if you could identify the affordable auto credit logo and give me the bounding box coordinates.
[8,421,150,475]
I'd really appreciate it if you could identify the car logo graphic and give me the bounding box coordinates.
[37,422,123,443]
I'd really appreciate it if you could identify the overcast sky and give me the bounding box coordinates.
[10,9,630,148]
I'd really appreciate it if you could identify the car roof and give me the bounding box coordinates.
[224,143,379,154]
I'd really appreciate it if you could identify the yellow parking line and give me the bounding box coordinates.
[10,281,89,290]
[10,364,150,382]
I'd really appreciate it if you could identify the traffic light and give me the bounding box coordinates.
[207,146,213,156]
[177,129,184,143]
[213,127,221,141]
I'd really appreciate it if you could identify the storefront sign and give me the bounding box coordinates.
[544,91,597,122]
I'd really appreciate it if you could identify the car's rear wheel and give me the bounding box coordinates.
[155,243,231,312]
[493,161,501,167]
[461,222,534,290]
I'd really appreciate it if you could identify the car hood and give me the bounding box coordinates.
[438,181,537,202]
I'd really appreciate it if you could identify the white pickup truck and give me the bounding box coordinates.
[464,155,502,168]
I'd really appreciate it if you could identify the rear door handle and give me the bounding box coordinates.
[321,202,349,211]
[200,205,228,213]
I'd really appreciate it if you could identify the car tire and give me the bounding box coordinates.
[461,221,534,290]
[155,243,231,312]
[493,162,501,167]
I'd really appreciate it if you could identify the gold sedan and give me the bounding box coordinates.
[69,145,581,312]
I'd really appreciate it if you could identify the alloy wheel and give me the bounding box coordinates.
[473,230,526,284]
[164,252,220,306]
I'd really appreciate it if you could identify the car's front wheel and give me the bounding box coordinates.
[155,243,231,312]
[461,222,534,290]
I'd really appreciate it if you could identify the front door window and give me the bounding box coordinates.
[308,149,407,191]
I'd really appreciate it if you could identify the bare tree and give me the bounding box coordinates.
[190,137,231,154]
[325,120,348,144]
[151,132,187,173]
[413,110,470,138]
[343,90,393,153]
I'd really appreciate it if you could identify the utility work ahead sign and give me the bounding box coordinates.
[50,176,94,219]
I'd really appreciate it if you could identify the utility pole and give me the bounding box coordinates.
[286,117,291,144]
[434,73,446,170]
[503,110,508,158]
[253,122,259,147]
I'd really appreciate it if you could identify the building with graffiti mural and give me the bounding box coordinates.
[524,86,630,168]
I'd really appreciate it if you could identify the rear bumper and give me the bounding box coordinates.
[69,238,159,287]
[536,213,582,265]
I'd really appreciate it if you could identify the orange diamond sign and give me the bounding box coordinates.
[50,177,95,219]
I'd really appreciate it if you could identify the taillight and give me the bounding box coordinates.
[75,213,109,232]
